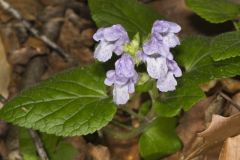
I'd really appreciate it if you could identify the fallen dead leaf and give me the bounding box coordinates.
[88,144,110,160]
[9,0,43,21]
[219,134,240,160]
[183,113,240,160]
[24,37,48,54]
[0,35,11,103]
[221,79,240,94]
[224,92,240,116]
[58,9,93,63]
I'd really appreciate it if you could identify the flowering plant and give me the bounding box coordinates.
[93,20,182,105]
[1,0,240,159]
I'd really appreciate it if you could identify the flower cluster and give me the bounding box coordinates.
[93,25,138,105]
[93,20,182,105]
[138,20,182,92]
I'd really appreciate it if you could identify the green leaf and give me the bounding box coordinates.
[210,31,240,61]
[139,117,181,160]
[186,0,240,23]
[88,0,162,37]
[155,36,240,117]
[0,64,116,136]
[19,128,39,160]
[41,134,78,160]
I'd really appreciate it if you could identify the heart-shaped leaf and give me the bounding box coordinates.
[0,64,116,136]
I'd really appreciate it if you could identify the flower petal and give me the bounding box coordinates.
[163,33,180,48]
[157,73,177,92]
[113,84,129,105]
[104,70,116,86]
[143,37,159,55]
[103,25,122,41]
[167,60,182,77]
[93,28,104,41]
[94,41,114,62]
[146,57,168,79]
[115,54,135,78]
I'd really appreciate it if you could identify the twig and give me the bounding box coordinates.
[104,116,156,140]
[0,0,70,61]
[28,129,49,160]
[219,92,240,111]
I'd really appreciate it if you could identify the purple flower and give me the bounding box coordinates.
[152,20,181,48]
[138,20,182,92]
[93,24,129,62]
[104,54,138,105]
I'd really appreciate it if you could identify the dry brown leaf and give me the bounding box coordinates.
[221,79,240,94]
[219,134,240,160]
[88,144,110,160]
[224,93,240,116]
[183,113,240,160]
[0,35,11,102]
[9,0,43,21]
[58,9,93,63]
[24,37,48,54]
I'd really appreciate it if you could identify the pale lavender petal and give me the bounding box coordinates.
[158,45,171,58]
[115,54,135,78]
[157,73,177,92]
[163,33,180,48]
[146,57,168,79]
[137,51,147,62]
[113,85,129,105]
[167,60,182,77]
[128,81,135,94]
[103,25,122,41]
[143,37,159,55]
[94,41,114,62]
[93,28,104,41]
[167,22,181,33]
[152,20,181,33]
[113,45,124,55]
[152,20,169,33]
[104,70,116,86]
[115,76,128,86]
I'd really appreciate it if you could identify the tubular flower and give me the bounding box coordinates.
[93,24,129,62]
[104,54,138,105]
[139,20,182,92]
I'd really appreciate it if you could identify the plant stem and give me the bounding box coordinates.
[121,106,149,122]
[104,118,155,140]
[110,120,133,130]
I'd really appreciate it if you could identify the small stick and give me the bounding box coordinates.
[28,129,49,160]
[219,92,240,111]
[0,0,70,61]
